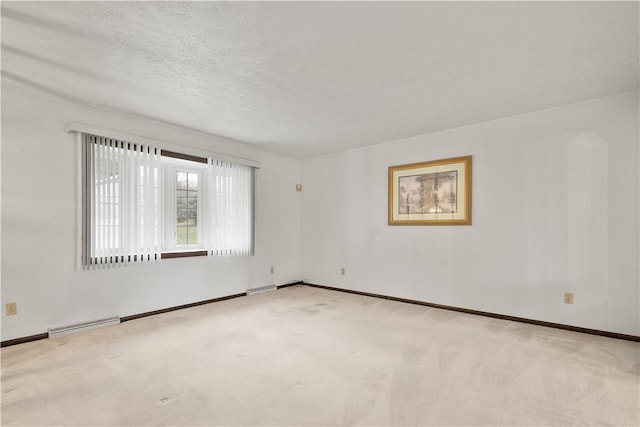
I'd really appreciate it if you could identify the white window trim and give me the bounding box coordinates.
[161,157,209,253]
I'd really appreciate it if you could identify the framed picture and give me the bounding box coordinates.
[388,155,472,225]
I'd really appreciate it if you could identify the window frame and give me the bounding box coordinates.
[160,151,209,259]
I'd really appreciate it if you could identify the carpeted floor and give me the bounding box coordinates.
[2,285,639,426]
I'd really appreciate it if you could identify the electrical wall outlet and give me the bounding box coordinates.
[6,302,17,316]
[564,292,574,304]
[270,266,274,274]
[341,268,346,276]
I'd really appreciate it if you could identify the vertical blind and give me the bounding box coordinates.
[82,133,254,268]
[209,160,254,257]
[82,134,162,268]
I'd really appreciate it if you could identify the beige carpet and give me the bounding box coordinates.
[2,285,639,426]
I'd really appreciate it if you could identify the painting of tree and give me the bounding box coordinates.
[398,171,457,214]
[389,155,472,225]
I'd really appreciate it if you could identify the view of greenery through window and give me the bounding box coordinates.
[176,171,198,245]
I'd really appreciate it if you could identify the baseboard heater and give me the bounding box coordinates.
[48,315,120,339]
[246,285,277,296]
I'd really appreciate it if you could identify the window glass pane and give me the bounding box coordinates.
[187,195,197,209]
[187,173,198,190]
[176,170,199,245]
[188,227,198,243]
[176,172,187,189]
[187,209,197,225]
[177,207,188,224]
[176,226,188,245]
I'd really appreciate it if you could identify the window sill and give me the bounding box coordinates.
[161,250,208,259]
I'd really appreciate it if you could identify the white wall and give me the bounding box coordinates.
[1,86,301,341]
[3,87,638,341]
[300,91,639,336]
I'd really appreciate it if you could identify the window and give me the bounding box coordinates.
[82,134,254,268]
[160,155,208,255]
[176,170,200,246]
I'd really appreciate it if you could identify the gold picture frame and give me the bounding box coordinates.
[388,155,472,225]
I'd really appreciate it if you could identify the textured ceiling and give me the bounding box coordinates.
[2,2,638,158]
